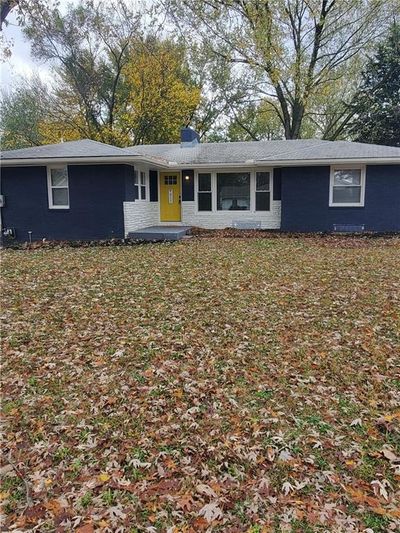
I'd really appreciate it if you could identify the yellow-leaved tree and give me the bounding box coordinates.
[121,38,201,145]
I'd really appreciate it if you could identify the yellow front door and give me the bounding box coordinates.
[160,172,181,222]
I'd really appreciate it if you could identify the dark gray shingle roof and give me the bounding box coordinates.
[1,139,138,160]
[2,138,399,165]
[126,139,400,164]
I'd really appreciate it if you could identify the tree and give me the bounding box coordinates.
[348,22,400,146]
[0,0,58,58]
[0,76,81,149]
[0,0,17,29]
[18,0,140,145]
[120,38,200,144]
[185,44,260,140]
[0,77,47,149]
[227,100,284,141]
[162,0,395,139]
[1,0,202,148]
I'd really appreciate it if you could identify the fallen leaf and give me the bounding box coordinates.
[198,502,223,522]
[76,524,94,533]
[381,447,398,463]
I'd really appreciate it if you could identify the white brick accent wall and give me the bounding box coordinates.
[123,202,159,235]
[181,201,281,229]
[123,200,281,234]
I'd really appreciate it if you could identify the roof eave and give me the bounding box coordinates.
[167,157,400,169]
[0,155,171,168]
[1,155,398,168]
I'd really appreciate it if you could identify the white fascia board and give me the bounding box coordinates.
[166,158,400,169]
[0,155,170,168]
[2,156,399,169]
[255,158,400,166]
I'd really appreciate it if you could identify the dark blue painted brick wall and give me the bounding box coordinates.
[273,168,282,200]
[281,165,400,232]
[1,164,134,241]
[182,169,194,201]
[149,170,158,202]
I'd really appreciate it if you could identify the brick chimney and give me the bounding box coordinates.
[180,127,200,147]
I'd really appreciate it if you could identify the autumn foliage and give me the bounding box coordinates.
[1,237,399,531]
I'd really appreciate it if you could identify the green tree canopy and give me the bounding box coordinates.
[348,22,400,147]
[0,76,82,149]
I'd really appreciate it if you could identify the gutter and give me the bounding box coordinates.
[0,155,170,168]
[167,158,400,169]
[1,156,399,169]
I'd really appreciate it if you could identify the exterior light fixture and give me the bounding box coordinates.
[184,175,191,181]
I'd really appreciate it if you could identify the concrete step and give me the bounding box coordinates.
[128,226,192,242]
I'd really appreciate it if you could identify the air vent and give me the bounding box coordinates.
[333,224,365,233]
[232,220,262,230]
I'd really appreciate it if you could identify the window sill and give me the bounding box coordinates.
[49,206,70,210]
[195,210,272,214]
[329,203,364,208]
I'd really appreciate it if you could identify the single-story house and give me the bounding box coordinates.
[0,128,399,242]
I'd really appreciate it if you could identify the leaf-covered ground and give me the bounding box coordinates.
[1,237,399,532]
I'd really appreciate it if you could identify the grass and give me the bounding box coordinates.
[1,236,399,531]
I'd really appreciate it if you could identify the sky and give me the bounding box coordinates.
[1,11,47,88]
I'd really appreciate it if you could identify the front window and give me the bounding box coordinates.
[140,171,147,200]
[255,171,270,211]
[198,173,212,211]
[217,172,250,210]
[134,168,147,200]
[330,167,365,206]
[48,166,69,208]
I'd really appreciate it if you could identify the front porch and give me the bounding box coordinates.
[123,166,282,236]
[127,225,192,241]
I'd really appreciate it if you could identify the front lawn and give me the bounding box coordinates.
[1,237,399,532]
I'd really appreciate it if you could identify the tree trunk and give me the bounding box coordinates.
[290,100,305,139]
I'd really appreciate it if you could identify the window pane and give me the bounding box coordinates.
[334,169,361,186]
[256,191,270,211]
[217,173,250,210]
[140,172,146,185]
[141,185,146,200]
[198,192,212,211]
[133,170,139,185]
[51,167,68,187]
[332,186,361,204]
[256,172,270,191]
[198,173,211,191]
[52,188,69,206]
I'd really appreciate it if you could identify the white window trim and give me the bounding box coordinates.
[197,172,213,212]
[194,168,273,213]
[255,170,272,212]
[134,167,148,202]
[329,165,366,207]
[47,165,70,209]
